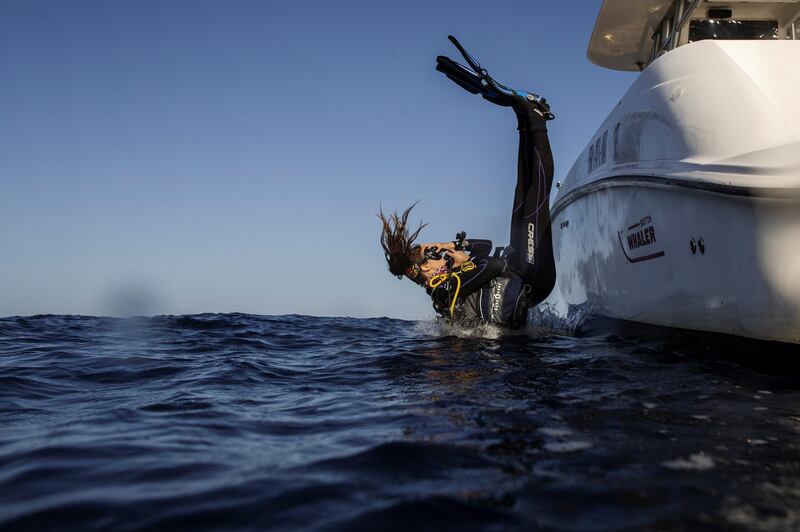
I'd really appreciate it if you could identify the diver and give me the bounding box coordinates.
[378,36,557,329]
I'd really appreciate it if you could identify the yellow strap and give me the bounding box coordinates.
[429,271,462,318]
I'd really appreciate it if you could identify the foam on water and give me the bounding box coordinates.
[662,452,716,471]
[413,317,507,340]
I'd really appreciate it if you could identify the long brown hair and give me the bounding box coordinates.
[377,203,426,280]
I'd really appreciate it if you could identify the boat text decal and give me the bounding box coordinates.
[618,215,665,264]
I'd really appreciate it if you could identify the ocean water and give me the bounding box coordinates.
[1,313,799,531]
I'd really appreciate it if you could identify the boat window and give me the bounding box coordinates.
[601,131,608,165]
[688,19,779,42]
[613,123,620,162]
[594,138,600,169]
[588,145,594,173]
[595,137,603,167]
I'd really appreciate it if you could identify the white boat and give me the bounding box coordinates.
[550,0,800,343]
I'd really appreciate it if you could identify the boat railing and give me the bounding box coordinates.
[648,0,799,67]
[649,0,701,64]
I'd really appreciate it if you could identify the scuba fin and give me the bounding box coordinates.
[436,35,554,120]
[435,55,485,95]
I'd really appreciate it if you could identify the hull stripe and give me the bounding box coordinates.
[551,174,799,220]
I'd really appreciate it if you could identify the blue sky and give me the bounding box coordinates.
[0,0,636,319]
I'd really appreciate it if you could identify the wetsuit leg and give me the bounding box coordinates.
[508,114,556,305]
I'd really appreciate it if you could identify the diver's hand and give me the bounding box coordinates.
[421,242,455,251]
[445,250,470,268]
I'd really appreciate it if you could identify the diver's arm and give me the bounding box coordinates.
[438,239,493,255]
[457,257,505,297]
[444,250,470,268]
[435,257,506,300]
[420,241,456,253]
[420,239,492,258]
[465,239,493,259]
[429,256,506,315]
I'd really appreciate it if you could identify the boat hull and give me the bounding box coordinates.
[552,180,800,343]
[549,39,800,343]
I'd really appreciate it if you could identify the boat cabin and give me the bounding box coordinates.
[589,0,800,71]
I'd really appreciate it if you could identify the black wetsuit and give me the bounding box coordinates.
[429,36,557,328]
[428,240,531,328]
[427,109,555,329]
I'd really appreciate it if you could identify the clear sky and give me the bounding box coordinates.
[0,0,636,319]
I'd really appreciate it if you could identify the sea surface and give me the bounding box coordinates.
[1,313,799,531]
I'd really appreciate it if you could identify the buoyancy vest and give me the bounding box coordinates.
[457,272,530,328]
[430,257,530,329]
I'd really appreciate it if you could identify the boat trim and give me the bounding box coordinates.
[551,174,798,220]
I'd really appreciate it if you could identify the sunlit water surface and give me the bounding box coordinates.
[1,314,799,530]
